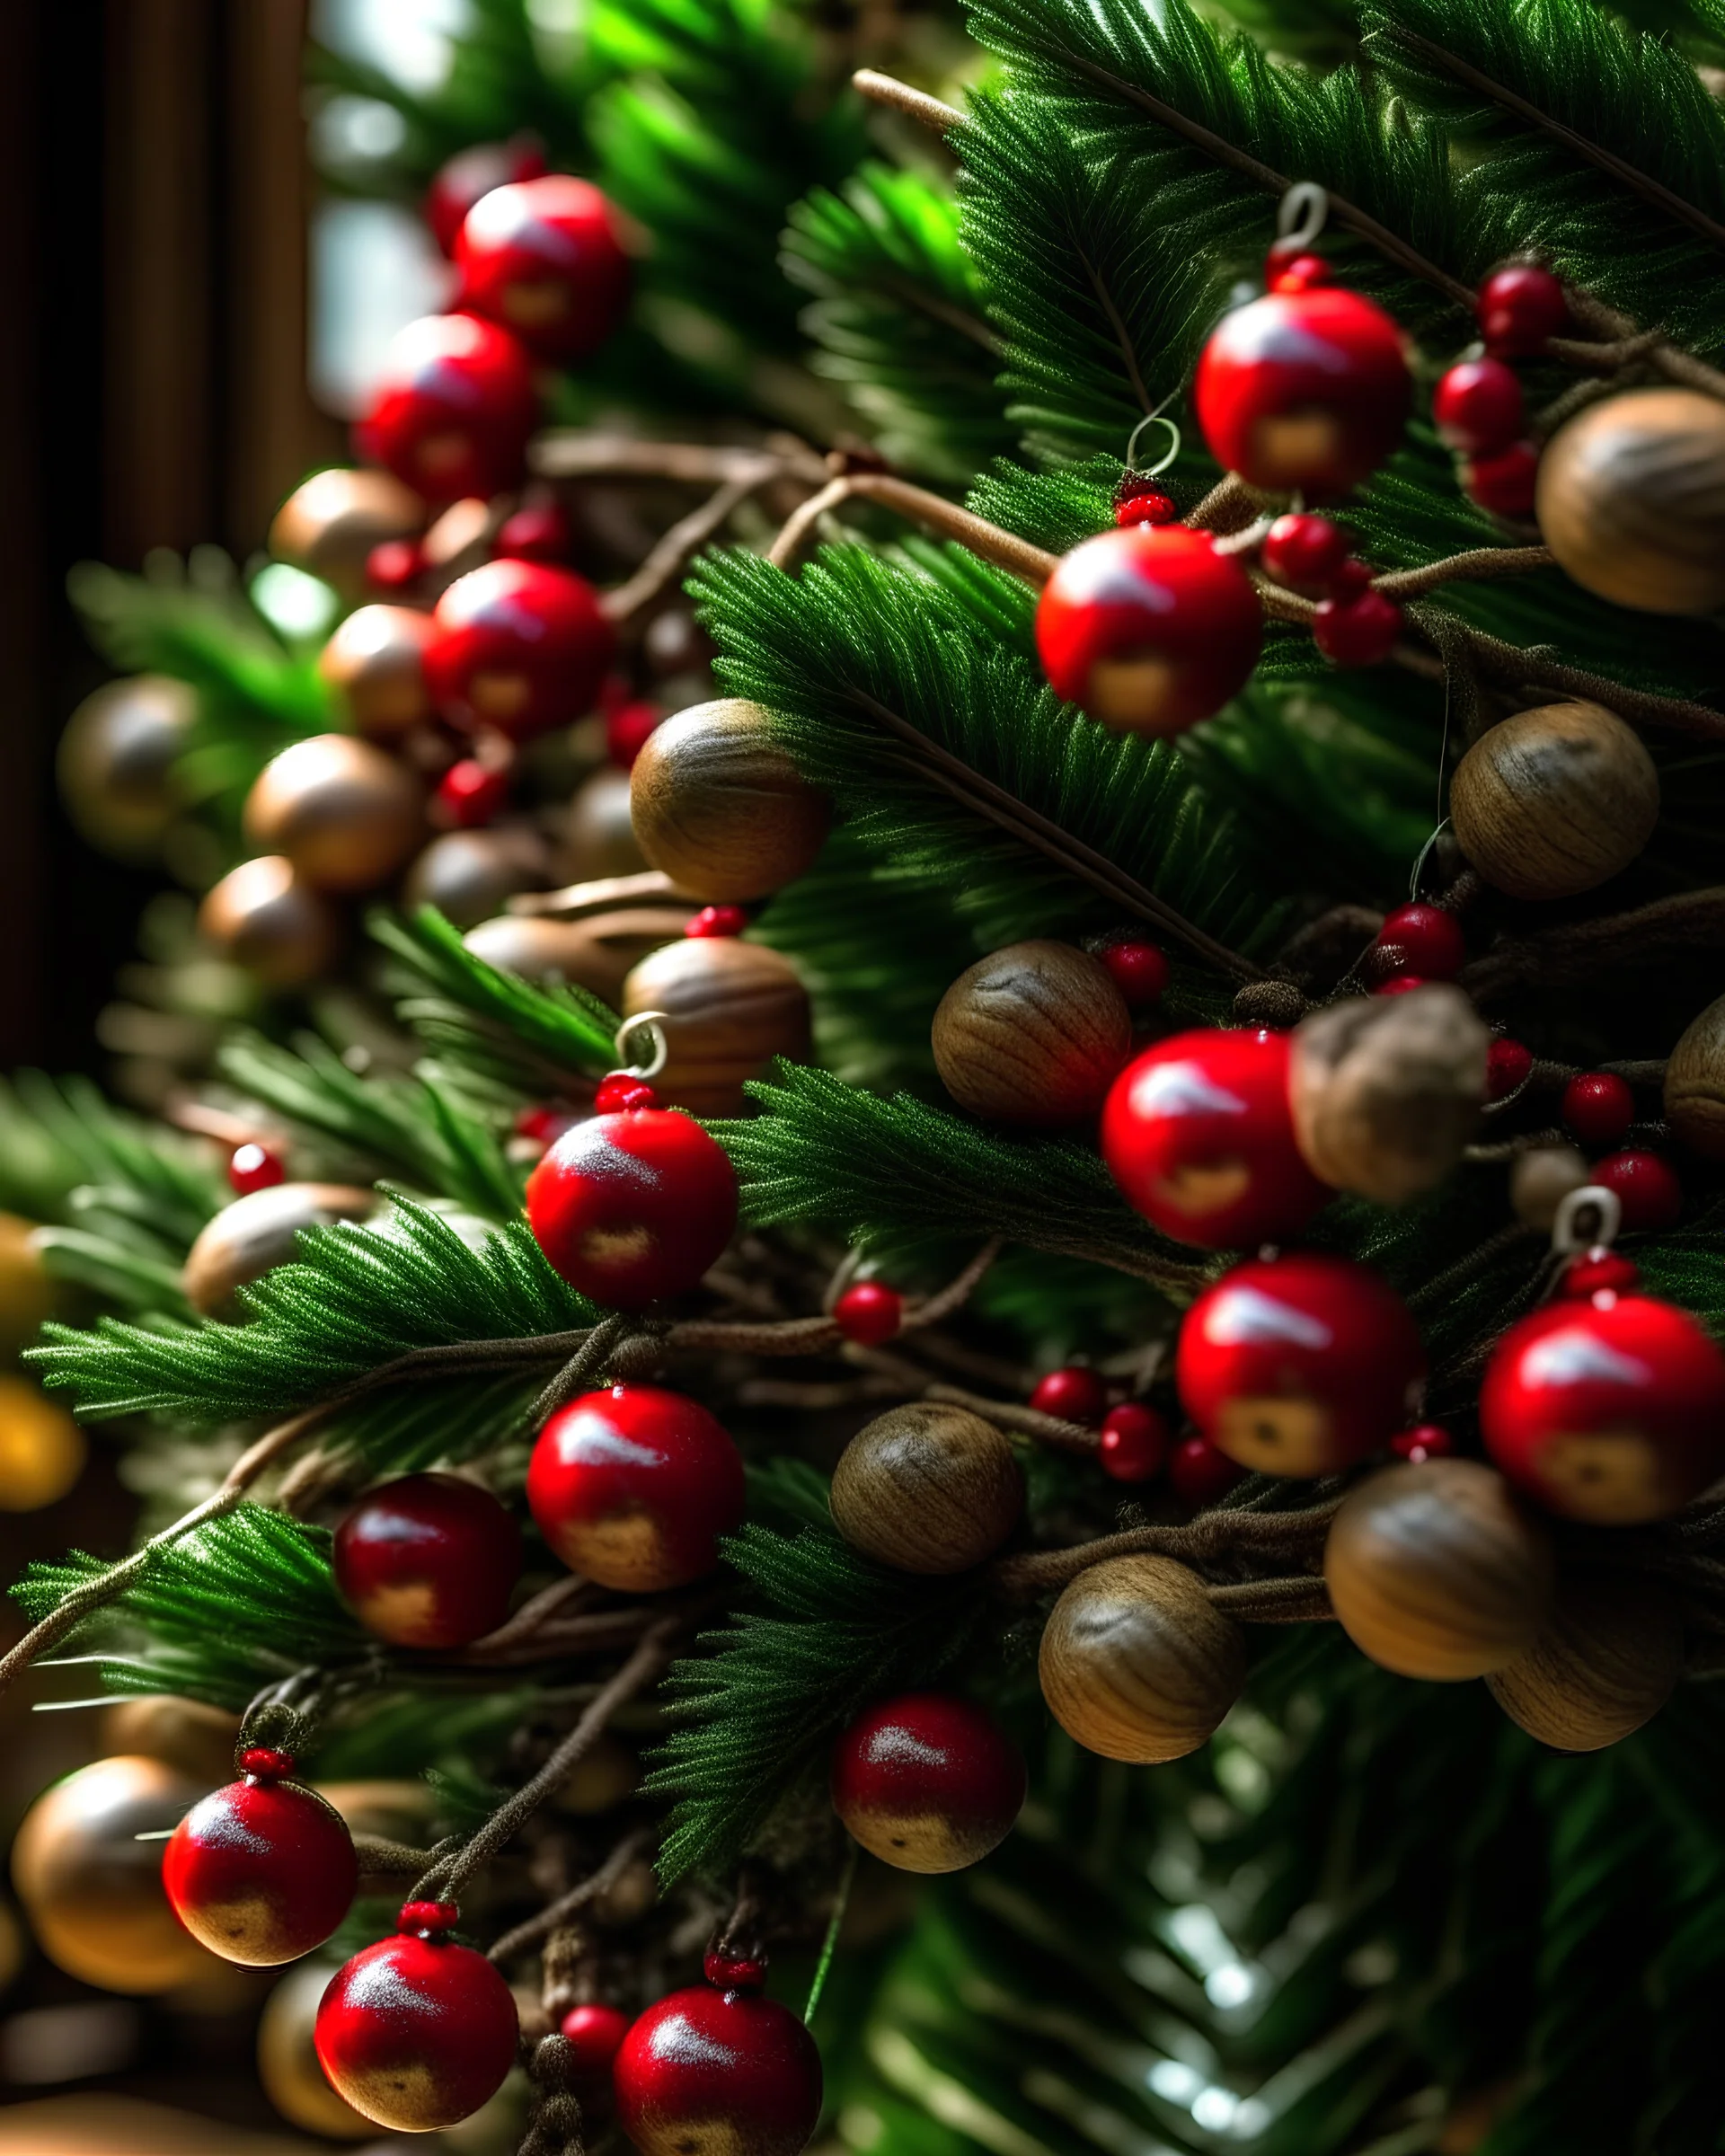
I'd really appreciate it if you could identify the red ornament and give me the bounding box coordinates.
[1167,1433,1244,1507]
[1097,938,1169,1007]
[1314,588,1403,667]
[1194,287,1411,498]
[1464,441,1540,518]
[614,1954,822,2156]
[164,1751,356,1966]
[436,758,510,828]
[1035,524,1262,736]
[1331,557,1374,601]
[425,137,547,256]
[830,1692,1025,1873]
[1561,1071,1635,1148]
[1593,1149,1683,1232]
[333,1471,521,1649]
[608,699,663,769]
[1114,487,1178,528]
[228,1141,286,1196]
[1487,1037,1533,1100]
[528,1383,745,1590]
[1389,1422,1453,1464]
[367,536,426,593]
[562,2002,632,2080]
[355,313,538,506]
[426,559,616,742]
[1101,1028,1329,1250]
[833,1281,903,1347]
[1261,512,1350,593]
[1030,1366,1108,1425]
[1369,902,1465,984]
[316,1902,519,2132]
[1560,1248,1641,1300]
[1176,1251,1426,1478]
[686,904,749,940]
[1098,1401,1170,1482]
[526,1087,738,1307]
[1433,358,1525,455]
[456,175,632,362]
[495,498,574,564]
[1480,1290,1725,1521]
[1478,265,1568,358]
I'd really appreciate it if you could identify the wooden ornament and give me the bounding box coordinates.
[1535,388,1725,614]
[564,764,651,881]
[1037,1555,1246,1763]
[1324,1459,1555,1681]
[0,1375,86,1512]
[403,826,553,928]
[182,1183,376,1319]
[1664,993,1725,1161]
[1289,985,1488,1204]
[317,605,435,742]
[101,1695,243,1785]
[1486,1572,1682,1752]
[630,699,829,902]
[259,1961,376,2141]
[198,854,343,988]
[0,1210,54,1350]
[623,935,811,1115]
[829,1402,1023,1574]
[932,941,1132,1127]
[1509,1144,1591,1231]
[270,467,426,601]
[57,674,195,857]
[243,734,424,894]
[465,906,686,1003]
[1449,702,1659,901]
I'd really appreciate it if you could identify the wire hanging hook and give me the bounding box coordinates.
[1125,390,1183,478]
[1551,1183,1623,1259]
[613,1012,669,1081]
[1276,181,1330,250]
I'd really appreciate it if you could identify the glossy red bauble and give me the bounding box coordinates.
[1314,588,1403,667]
[1176,1252,1426,1478]
[437,758,510,827]
[833,1281,903,1347]
[1167,1433,1245,1507]
[1479,1290,1725,1522]
[425,137,547,256]
[1561,1071,1635,1147]
[1261,512,1350,593]
[1096,938,1168,1007]
[495,498,574,564]
[1593,1150,1683,1232]
[1035,524,1262,737]
[228,1141,286,1196]
[1560,1249,1641,1300]
[830,1692,1025,1874]
[686,904,749,940]
[355,313,537,506]
[164,1754,356,1966]
[456,175,632,362]
[333,1471,521,1649]
[1029,1366,1108,1425]
[614,1958,822,2156]
[1370,903,1465,984]
[316,1904,519,2132]
[367,536,426,593]
[1433,358,1525,455]
[562,2002,632,2080]
[1478,265,1568,358]
[1487,1037,1533,1100]
[1464,440,1541,518]
[1098,1401,1171,1482]
[607,699,662,769]
[1101,1028,1329,1250]
[426,559,616,742]
[1194,287,1411,499]
[1389,1421,1453,1463]
[528,1383,745,1590]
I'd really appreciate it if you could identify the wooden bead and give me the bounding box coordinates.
[1449,702,1659,901]
[1037,1555,1246,1763]
[630,699,829,902]
[1509,1143,1591,1230]
[1535,387,1725,614]
[932,941,1132,1127]
[58,674,195,856]
[243,734,424,893]
[182,1183,377,1319]
[465,906,686,1004]
[1664,993,1725,1160]
[623,935,811,1115]
[317,605,435,741]
[259,1959,376,2139]
[0,1375,86,1512]
[403,826,553,928]
[829,1403,1022,1574]
[0,1211,54,1350]
[1487,1572,1682,1752]
[1324,1459,1555,1681]
[270,467,426,601]
[198,855,342,988]
[564,764,650,880]
[101,1695,243,1785]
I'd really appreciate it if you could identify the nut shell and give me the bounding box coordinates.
[623,935,811,1114]
[565,764,650,881]
[58,674,195,856]
[1450,701,1659,901]
[198,855,342,988]
[465,906,687,1003]
[1487,1573,1682,1752]
[404,826,553,928]
[829,1403,1022,1574]
[933,941,1132,1127]
[182,1183,377,1319]
[101,1695,243,1785]
[259,1959,376,2140]
[1664,993,1725,1161]
[317,605,435,741]
[270,467,426,600]
[243,734,425,893]
[1038,1555,1246,1763]
[1509,1143,1591,1230]
[630,699,829,902]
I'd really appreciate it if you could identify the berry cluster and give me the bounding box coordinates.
[1434,264,1569,518]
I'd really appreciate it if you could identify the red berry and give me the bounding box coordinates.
[704,1948,770,1993]
[367,536,426,592]
[526,1102,737,1307]
[1097,938,1169,1007]
[1114,488,1178,527]
[426,559,616,742]
[1101,1028,1330,1250]
[1195,287,1411,498]
[1030,1366,1109,1424]
[316,1905,519,2132]
[1560,1249,1641,1300]
[562,2002,632,2079]
[686,904,749,939]
[1267,252,1332,295]
[1389,1422,1453,1464]
[1480,1290,1725,1521]
[527,1384,745,1590]
[164,1765,356,1966]
[354,313,538,506]
[1167,1434,1244,1507]
[614,1965,822,2156]
[1561,1071,1635,1147]
[830,1692,1025,1873]
[1331,557,1375,600]
[333,1471,521,1649]
[1487,1038,1533,1100]
[1432,358,1525,455]
[1464,440,1540,518]
[1478,265,1568,358]
[1314,588,1403,667]
[424,137,547,257]
[607,699,662,769]
[1177,1252,1426,1478]
[495,498,573,564]
[436,757,510,827]
[833,1280,903,1346]
[238,1745,296,1780]
[517,1103,578,1145]
[456,175,632,362]
[228,1141,285,1196]
[594,1074,658,1113]
[1371,902,1465,983]
[1372,974,1429,996]
[1261,512,1350,593]
[1035,525,1262,737]
[1592,1149,1683,1233]
[1098,1401,1170,1481]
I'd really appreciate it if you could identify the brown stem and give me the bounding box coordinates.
[506,870,698,922]
[487,1827,659,1965]
[1461,888,1725,1003]
[529,1313,634,1422]
[852,66,964,136]
[1207,1576,1334,1622]
[1187,473,1266,535]
[922,1381,1099,1456]
[529,435,827,487]
[766,472,1059,581]
[604,465,784,625]
[902,1238,1002,1329]
[1372,546,1554,599]
[991,1500,1341,1599]
[352,1834,434,1878]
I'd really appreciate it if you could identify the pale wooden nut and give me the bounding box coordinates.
[624,934,811,1114]
[182,1183,378,1320]
[198,855,342,989]
[630,699,829,902]
[404,826,553,929]
[1487,1572,1682,1751]
[1664,992,1725,1161]
[1449,701,1659,901]
[829,1403,1022,1574]
[269,466,425,601]
[465,906,686,1004]
[243,734,424,894]
[317,604,435,741]
[564,764,650,881]
[1509,1144,1591,1231]
[932,941,1132,1127]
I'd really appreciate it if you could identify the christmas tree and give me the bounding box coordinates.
[12,0,1725,2150]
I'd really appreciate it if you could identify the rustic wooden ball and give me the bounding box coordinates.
[0,1375,86,1512]
[564,764,650,880]
[465,906,686,1003]
[623,934,811,1115]
[1038,1555,1246,1763]
[182,1182,377,1319]
[0,1212,54,1352]
[1509,1143,1591,1231]
[1449,702,1659,901]
[829,1403,1023,1574]
[259,1959,376,2140]
[630,699,830,902]
[58,674,195,857]
[317,604,435,742]
[243,734,425,893]
[197,855,343,988]
[1536,388,1725,614]
[101,1695,243,1785]
[932,941,1132,1127]
[1486,1572,1682,1752]
[403,826,553,928]
[1664,993,1725,1161]
[270,467,426,601]
[1324,1459,1556,1681]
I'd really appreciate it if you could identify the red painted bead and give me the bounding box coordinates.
[1389,1422,1453,1464]
[333,1471,521,1649]
[1592,1149,1683,1233]
[1314,588,1403,667]
[495,498,574,564]
[1167,1433,1245,1507]
[164,1770,356,1966]
[1487,1037,1533,1100]
[607,699,662,769]
[1480,1290,1725,1522]
[703,1949,769,1993]
[238,1745,296,1780]
[1464,440,1540,518]
[833,1280,903,1347]
[1177,1252,1426,1478]
[426,559,616,742]
[1030,1366,1109,1425]
[1433,358,1525,455]
[526,1103,738,1307]
[1560,1249,1641,1300]
[1267,252,1332,295]
[1372,974,1429,996]
[562,2002,632,2079]
[316,1913,519,2132]
[1370,902,1465,983]
[830,1692,1025,1874]
[367,536,426,592]
[1114,488,1178,527]
[594,1074,658,1113]
[1194,287,1411,498]
[686,905,749,940]
[1035,525,1262,737]
[355,313,538,506]
[1478,265,1568,358]
[1098,1401,1171,1482]
[436,757,510,827]
[614,1968,822,2156]
[1561,1071,1635,1147]
[1097,938,1169,1007]
[528,1383,745,1590]
[228,1142,286,1196]
[1101,1028,1330,1250]
[456,175,632,362]
[425,137,547,257]
[1261,512,1350,593]
[399,1900,461,1937]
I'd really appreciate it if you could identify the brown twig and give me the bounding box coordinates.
[991,1500,1341,1599]
[1372,546,1554,599]
[852,66,964,135]
[766,471,1059,580]
[487,1827,659,1965]
[506,870,697,921]
[529,435,828,487]
[1207,1577,1334,1622]
[922,1381,1099,1456]
[1461,888,1725,1003]
[603,464,783,624]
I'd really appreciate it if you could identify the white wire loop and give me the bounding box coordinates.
[1276,181,1329,250]
[1124,409,1182,479]
[1551,1184,1623,1258]
[614,1012,670,1081]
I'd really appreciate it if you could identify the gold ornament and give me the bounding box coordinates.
[0,1211,54,1350]
[623,934,810,1115]
[317,605,435,742]
[630,699,829,902]
[829,1403,1023,1574]
[270,468,426,601]
[404,827,553,928]
[197,855,343,989]
[101,1695,243,1785]
[564,765,650,882]
[932,941,1132,1127]
[181,1183,376,1319]
[1449,702,1659,902]
[57,675,195,858]
[1487,1572,1683,1752]
[464,906,686,1004]
[243,734,424,894]
[0,1376,85,1512]
[258,1960,376,2140]
[1664,993,1725,1161]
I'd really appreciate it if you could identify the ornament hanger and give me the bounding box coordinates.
[1551,1182,1623,1257]
[614,1012,669,1081]
[1125,399,1182,480]
[1276,181,1330,251]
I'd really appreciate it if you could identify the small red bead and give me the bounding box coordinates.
[1371,902,1465,983]
[1167,1434,1245,1507]
[437,758,510,828]
[1487,1038,1534,1100]
[367,537,426,593]
[1372,974,1429,996]
[703,1948,770,1993]
[354,312,538,507]
[1561,1071,1635,1147]
[830,1692,1026,1873]
[561,2002,631,2079]
[1098,1401,1171,1482]
[833,1280,904,1347]
[239,1745,296,1780]
[1560,1249,1641,1301]
[1478,265,1568,358]
[495,499,573,564]
[1267,252,1332,294]
[334,1472,522,1650]
[686,905,748,940]
[400,1900,462,1937]
[1464,440,1541,518]
[1114,488,1179,528]
[1433,358,1525,455]
[426,558,616,743]
[1331,557,1375,601]
[1030,1367,1109,1425]
[228,1142,286,1196]
[593,1074,658,1113]
[424,137,547,257]
[1314,588,1403,667]
[317,1922,518,2133]
[1097,938,1169,1007]
[1390,1422,1453,1464]
[455,174,632,363]
[1592,1150,1683,1233]
[1261,512,1350,594]
[607,699,662,769]
[516,1103,579,1144]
